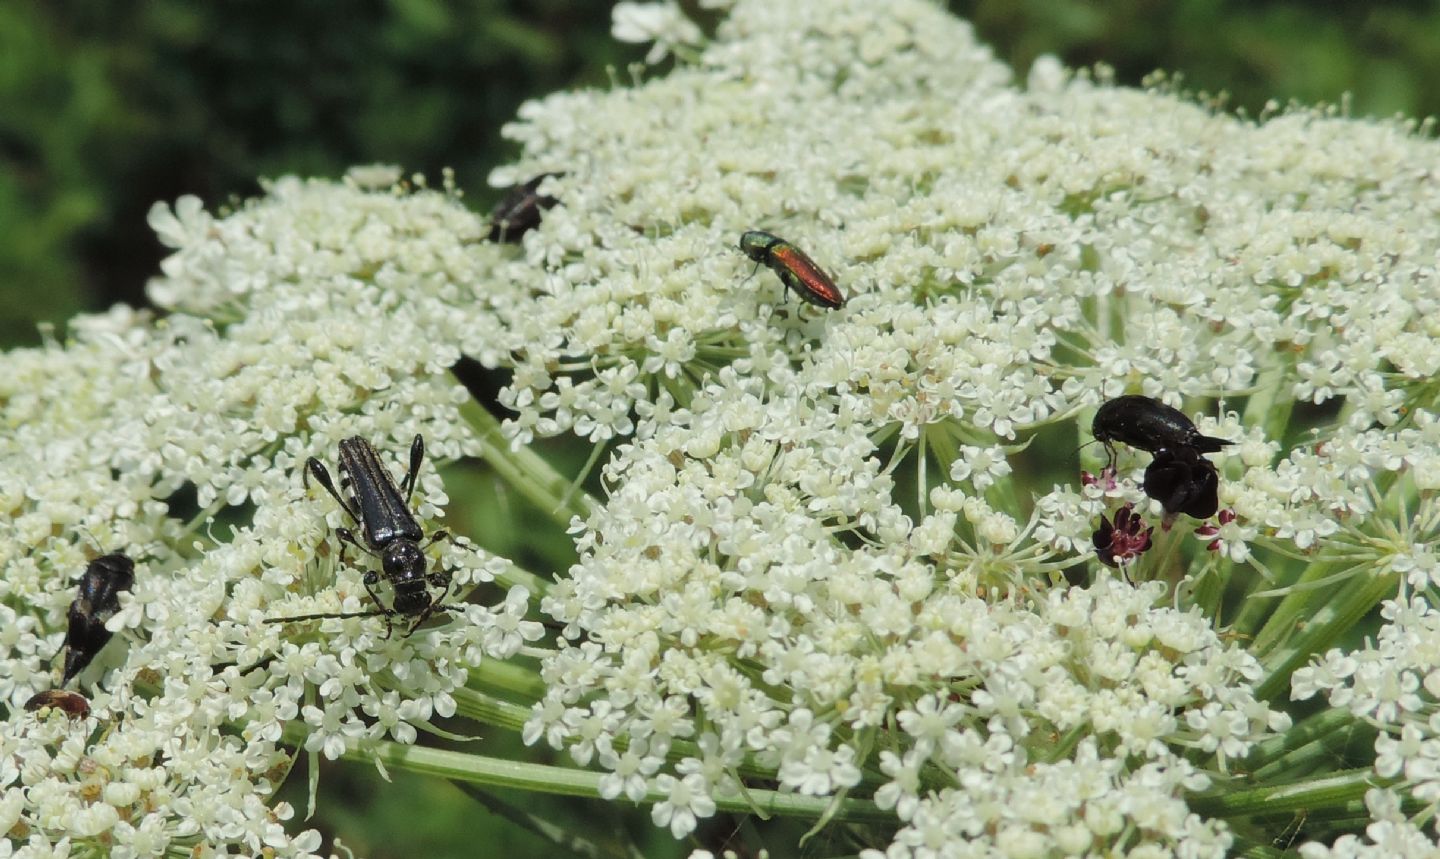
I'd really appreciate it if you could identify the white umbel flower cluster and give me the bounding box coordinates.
[499,0,1440,853]
[0,175,543,856]
[531,373,1282,854]
[6,0,1440,854]
[495,0,1440,456]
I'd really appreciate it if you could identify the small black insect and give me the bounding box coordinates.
[24,688,91,719]
[488,173,561,243]
[1092,395,1231,463]
[1143,446,1220,520]
[62,552,136,686]
[269,435,454,638]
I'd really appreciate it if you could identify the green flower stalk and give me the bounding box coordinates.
[5,1,1440,857]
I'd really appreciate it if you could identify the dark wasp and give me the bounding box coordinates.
[488,173,561,243]
[269,435,455,638]
[62,552,136,686]
[739,230,846,310]
[1143,446,1221,520]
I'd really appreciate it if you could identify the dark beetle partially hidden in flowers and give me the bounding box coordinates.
[488,173,561,243]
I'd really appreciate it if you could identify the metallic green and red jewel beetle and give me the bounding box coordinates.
[738,230,846,309]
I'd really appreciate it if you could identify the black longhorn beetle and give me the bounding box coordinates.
[269,434,455,638]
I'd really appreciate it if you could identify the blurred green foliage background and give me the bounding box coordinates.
[1,1,1435,856]
[3,1,1439,349]
[2,0,1437,347]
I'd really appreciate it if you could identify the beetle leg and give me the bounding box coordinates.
[305,457,362,524]
[400,434,425,502]
[405,571,457,636]
[740,259,763,286]
[425,564,454,596]
[263,608,389,626]
[357,574,396,639]
[333,527,376,568]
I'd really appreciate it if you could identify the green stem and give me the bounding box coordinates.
[1229,580,1281,644]
[455,686,533,732]
[1145,517,1187,589]
[1242,354,1295,446]
[459,398,599,527]
[1187,768,1387,818]
[1249,561,1342,655]
[926,423,959,474]
[1235,847,1285,859]
[340,739,893,824]
[1255,572,1398,702]
[176,496,232,553]
[916,429,928,516]
[1242,708,1358,774]
[468,657,548,702]
[1189,557,1225,620]
[485,557,552,599]
[1038,724,1087,765]
[1250,724,1376,784]
[451,687,825,787]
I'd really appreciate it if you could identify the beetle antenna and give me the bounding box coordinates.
[263,609,391,626]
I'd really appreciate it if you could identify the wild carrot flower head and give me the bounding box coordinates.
[5,0,1440,855]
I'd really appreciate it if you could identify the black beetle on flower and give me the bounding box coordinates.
[1091,394,1230,522]
[488,173,562,243]
[1092,395,1231,465]
[267,434,457,639]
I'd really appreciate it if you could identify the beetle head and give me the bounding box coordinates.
[383,541,427,583]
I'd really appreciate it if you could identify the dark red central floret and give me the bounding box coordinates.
[1093,503,1154,568]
